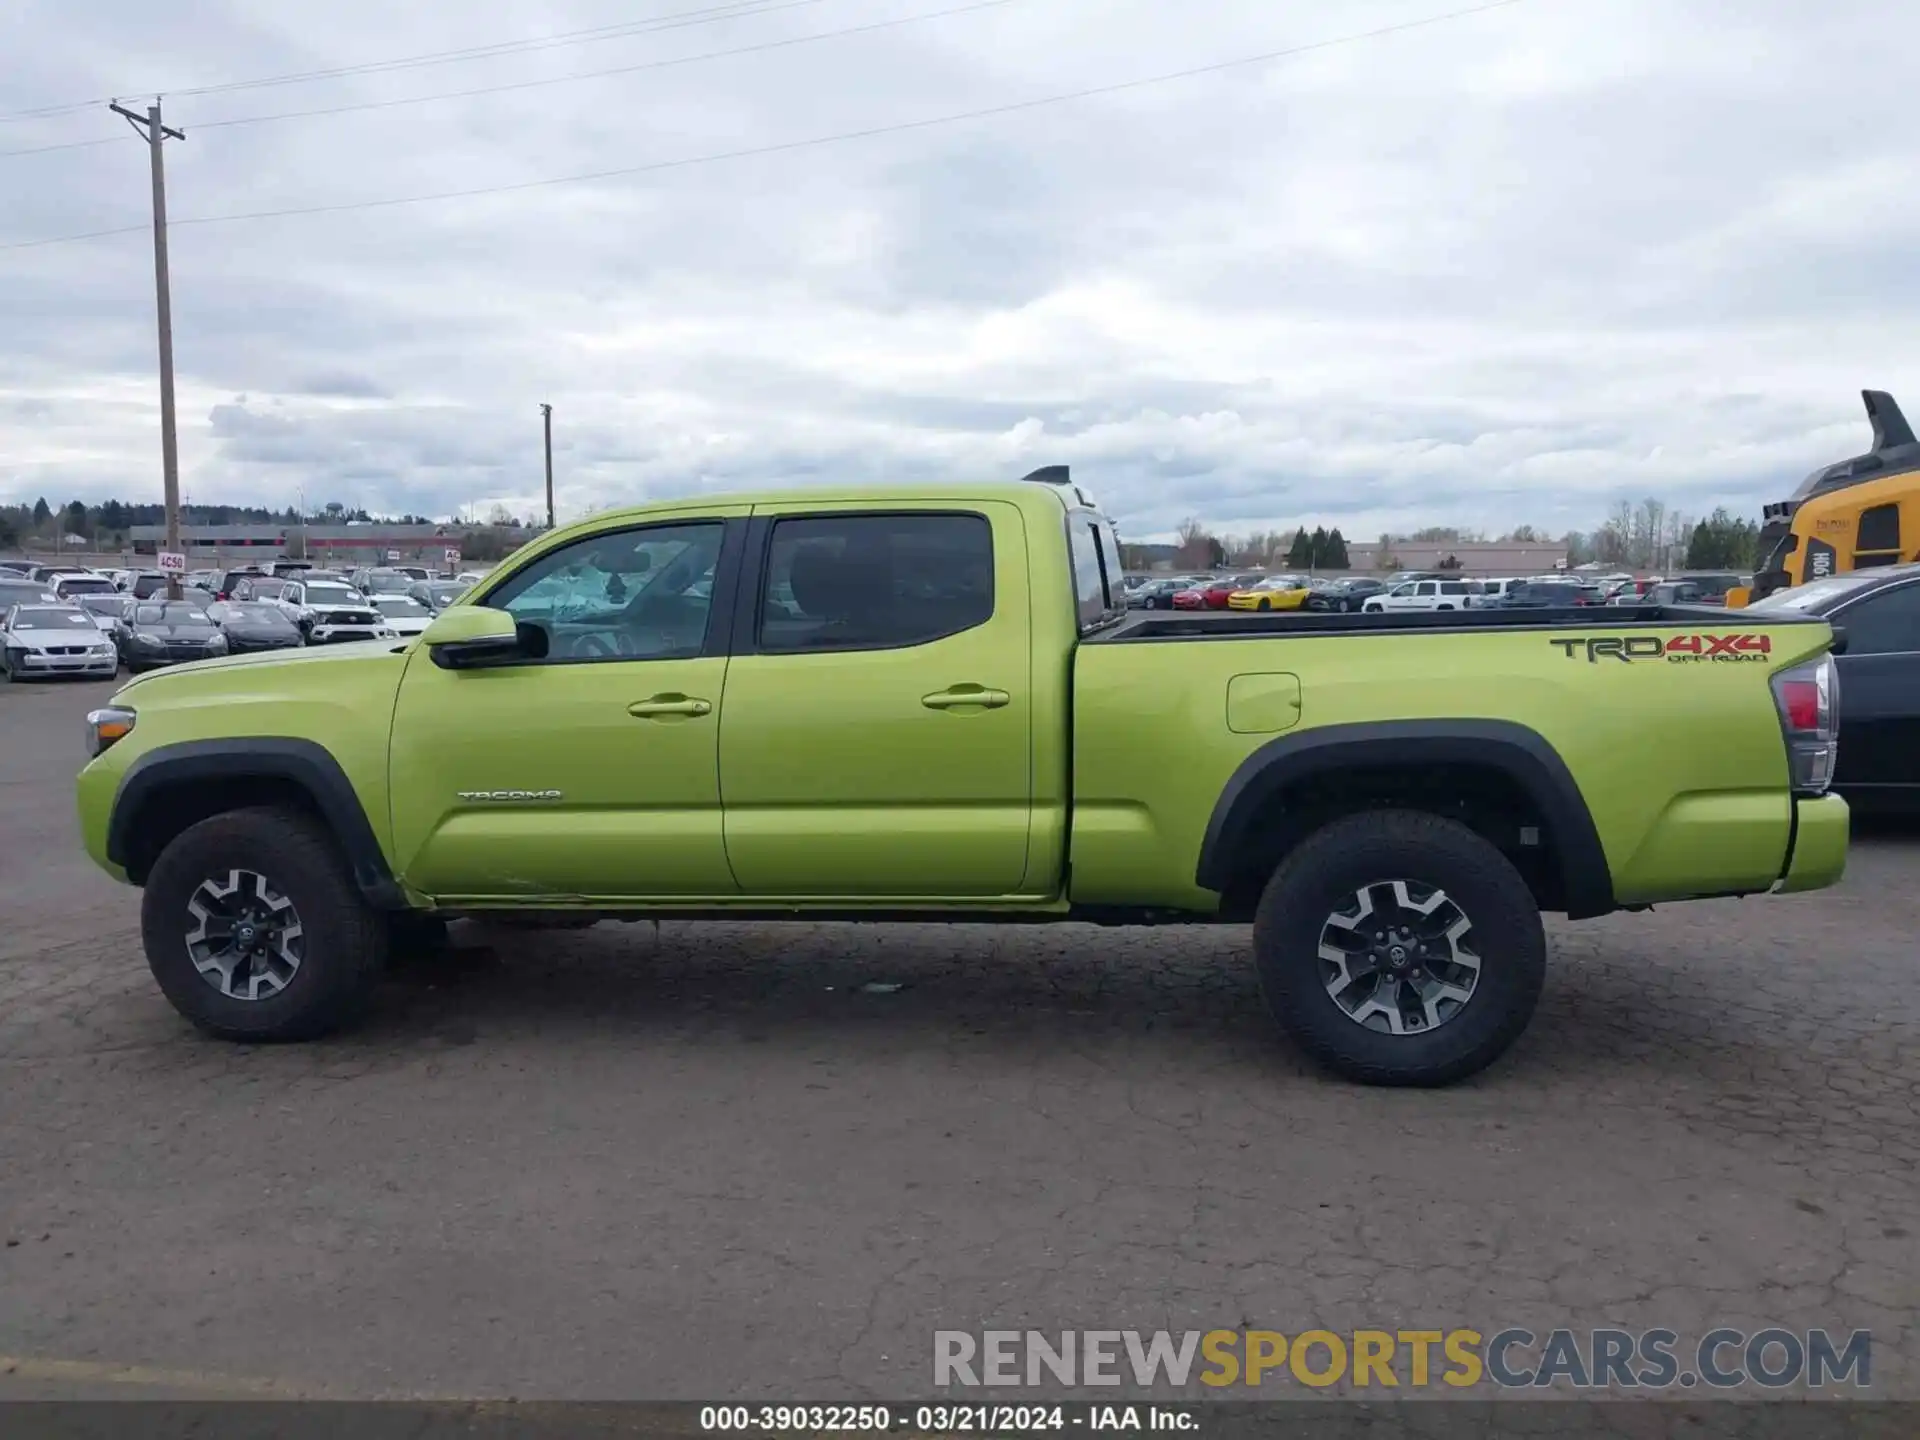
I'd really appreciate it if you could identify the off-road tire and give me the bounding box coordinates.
[1253,809,1545,1086]
[141,806,388,1041]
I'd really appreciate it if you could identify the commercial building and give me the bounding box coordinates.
[126,522,477,568]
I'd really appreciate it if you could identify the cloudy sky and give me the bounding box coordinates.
[2,0,1916,542]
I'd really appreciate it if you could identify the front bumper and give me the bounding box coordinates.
[1775,794,1849,894]
[309,626,383,643]
[7,647,117,676]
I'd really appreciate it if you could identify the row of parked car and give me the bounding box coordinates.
[1123,570,1748,614]
[0,558,490,681]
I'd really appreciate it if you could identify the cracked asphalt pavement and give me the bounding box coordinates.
[1,677,1914,1402]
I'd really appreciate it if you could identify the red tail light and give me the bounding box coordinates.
[1769,655,1838,794]
[1777,679,1820,732]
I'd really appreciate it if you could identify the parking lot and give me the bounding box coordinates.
[2,675,1915,1402]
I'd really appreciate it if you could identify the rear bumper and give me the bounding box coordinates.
[1776,794,1849,894]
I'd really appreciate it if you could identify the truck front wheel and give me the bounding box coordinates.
[140,806,388,1042]
[1252,809,1545,1086]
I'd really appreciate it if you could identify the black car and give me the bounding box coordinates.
[206,567,265,601]
[409,579,470,611]
[1307,577,1385,612]
[205,600,304,653]
[1749,564,1920,811]
[1487,581,1604,609]
[1611,579,1717,608]
[117,599,229,671]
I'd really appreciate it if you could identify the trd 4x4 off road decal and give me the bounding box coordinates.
[1549,634,1773,664]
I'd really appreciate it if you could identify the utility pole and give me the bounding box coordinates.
[111,97,186,598]
[540,403,555,531]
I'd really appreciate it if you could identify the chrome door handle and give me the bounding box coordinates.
[628,695,712,718]
[921,686,1010,710]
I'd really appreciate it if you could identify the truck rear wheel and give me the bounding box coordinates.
[1252,809,1545,1086]
[140,806,388,1042]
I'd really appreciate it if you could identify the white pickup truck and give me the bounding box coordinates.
[1360,577,1480,612]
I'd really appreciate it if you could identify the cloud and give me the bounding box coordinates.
[1,0,1917,541]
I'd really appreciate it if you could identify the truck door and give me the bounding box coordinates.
[718,501,1033,896]
[387,511,747,901]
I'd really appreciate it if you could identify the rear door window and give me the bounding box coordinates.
[759,513,994,653]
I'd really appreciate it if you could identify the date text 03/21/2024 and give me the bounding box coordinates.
[698,1406,1188,1433]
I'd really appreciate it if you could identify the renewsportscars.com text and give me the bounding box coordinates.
[933,1328,1871,1391]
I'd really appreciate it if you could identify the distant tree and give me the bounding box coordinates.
[0,513,17,549]
[1502,525,1541,543]
[1374,532,1400,572]
[1684,506,1762,570]
[64,500,87,535]
[98,499,127,532]
[1306,525,1330,569]
[1285,527,1313,568]
[1174,517,1217,571]
[1411,526,1463,543]
[31,497,51,529]
[1322,527,1350,569]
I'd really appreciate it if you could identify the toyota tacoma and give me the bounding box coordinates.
[75,469,1848,1085]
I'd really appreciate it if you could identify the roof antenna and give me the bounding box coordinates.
[1863,391,1916,451]
[1020,465,1070,485]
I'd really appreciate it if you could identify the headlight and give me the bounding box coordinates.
[133,633,162,647]
[92,643,113,655]
[85,705,136,757]
[207,635,228,652]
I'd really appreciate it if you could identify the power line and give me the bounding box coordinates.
[0,0,838,123]
[2,0,1537,254]
[0,0,1018,160]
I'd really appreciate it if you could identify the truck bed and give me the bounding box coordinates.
[1094,603,1824,642]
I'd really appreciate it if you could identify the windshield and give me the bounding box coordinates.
[226,602,291,623]
[78,596,127,616]
[55,576,116,594]
[246,579,290,598]
[367,572,413,593]
[424,583,465,604]
[0,583,54,605]
[1746,574,1880,613]
[374,597,430,616]
[15,608,98,629]
[304,584,361,605]
[134,603,213,625]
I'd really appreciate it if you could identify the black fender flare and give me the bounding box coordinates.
[107,737,406,908]
[1194,719,1615,919]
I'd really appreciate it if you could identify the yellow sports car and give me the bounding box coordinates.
[1227,576,1311,611]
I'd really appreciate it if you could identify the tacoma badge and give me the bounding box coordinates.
[456,790,564,802]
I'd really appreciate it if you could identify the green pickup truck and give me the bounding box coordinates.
[76,469,1849,1085]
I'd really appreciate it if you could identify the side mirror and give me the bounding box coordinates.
[424,606,540,669]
